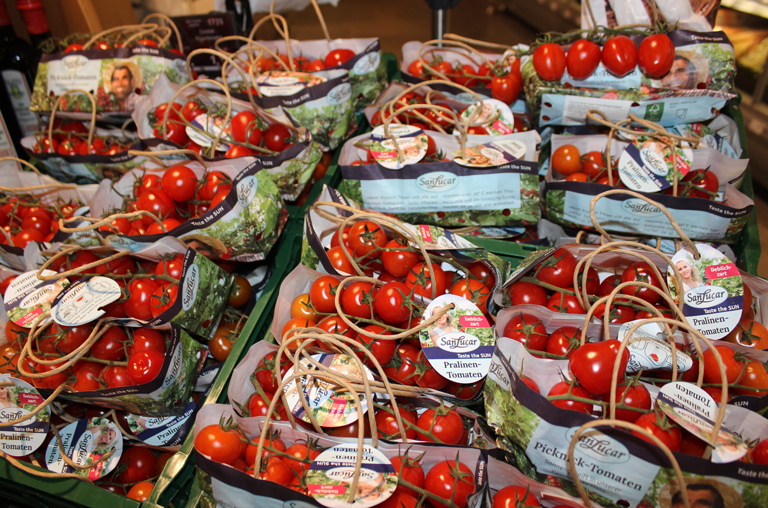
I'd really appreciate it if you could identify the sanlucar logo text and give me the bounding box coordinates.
[639,148,668,176]
[566,427,630,464]
[621,198,662,217]
[237,175,258,208]
[353,52,380,75]
[416,172,459,192]
[182,264,199,311]
[438,332,480,353]
[327,83,352,105]
[684,286,728,308]
[61,55,89,72]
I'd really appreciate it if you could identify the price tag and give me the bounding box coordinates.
[667,244,743,340]
[50,277,122,326]
[307,444,397,508]
[617,320,694,373]
[419,295,494,384]
[282,354,374,427]
[658,382,747,463]
[453,139,526,168]
[368,125,428,169]
[0,377,50,457]
[45,417,123,480]
[4,270,69,328]
[457,99,516,135]
[618,137,693,192]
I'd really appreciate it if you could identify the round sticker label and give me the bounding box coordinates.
[282,354,374,427]
[0,377,50,457]
[4,270,69,328]
[667,244,743,340]
[185,113,232,151]
[657,382,747,463]
[618,137,693,192]
[50,277,122,326]
[45,417,123,480]
[352,52,380,75]
[418,294,494,384]
[458,99,515,136]
[369,125,428,169]
[617,320,694,373]
[256,71,326,97]
[306,444,396,508]
[453,139,526,168]
[125,399,194,447]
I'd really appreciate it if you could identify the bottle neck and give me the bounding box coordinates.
[28,31,50,50]
[16,0,49,36]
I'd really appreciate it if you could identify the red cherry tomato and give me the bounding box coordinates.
[638,34,675,78]
[602,36,638,77]
[566,39,601,79]
[324,48,356,68]
[127,350,165,384]
[532,43,566,81]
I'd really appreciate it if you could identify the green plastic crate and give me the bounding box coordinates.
[0,221,304,508]
[726,97,761,275]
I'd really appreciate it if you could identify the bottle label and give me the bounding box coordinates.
[0,109,17,158]
[2,70,36,137]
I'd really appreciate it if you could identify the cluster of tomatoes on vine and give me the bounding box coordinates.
[0,194,81,248]
[196,417,480,508]
[503,247,671,320]
[532,32,675,82]
[552,143,721,199]
[101,165,235,237]
[407,54,523,106]
[516,328,768,459]
[250,346,472,442]
[274,222,494,396]
[241,48,358,75]
[149,100,296,158]
[1,316,169,393]
[31,119,132,156]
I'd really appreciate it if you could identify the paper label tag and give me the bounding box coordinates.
[618,138,693,192]
[525,421,659,507]
[353,52,380,75]
[50,277,122,326]
[282,354,374,427]
[400,224,478,251]
[45,417,123,480]
[369,125,427,169]
[185,113,231,151]
[418,295,494,384]
[47,55,101,96]
[2,70,36,137]
[657,382,747,463]
[256,71,325,97]
[125,399,194,446]
[0,377,50,457]
[457,99,515,135]
[667,244,743,340]
[307,443,396,508]
[4,270,69,328]
[453,140,526,168]
[617,321,694,373]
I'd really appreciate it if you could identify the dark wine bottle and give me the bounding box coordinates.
[0,0,33,157]
[0,0,37,143]
[15,0,51,76]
